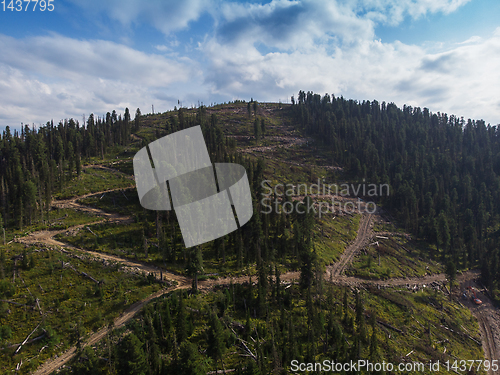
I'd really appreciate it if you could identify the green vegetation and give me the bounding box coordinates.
[0,243,159,374]
[0,96,496,374]
[77,188,138,217]
[60,281,484,374]
[347,236,443,280]
[290,91,500,292]
[314,213,360,265]
[55,166,134,200]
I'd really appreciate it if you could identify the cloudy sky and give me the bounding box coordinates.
[0,0,499,130]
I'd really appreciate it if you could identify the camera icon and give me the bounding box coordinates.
[133,125,253,247]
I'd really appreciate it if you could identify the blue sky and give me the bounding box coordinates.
[0,0,499,130]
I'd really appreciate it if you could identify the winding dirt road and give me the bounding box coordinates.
[32,286,187,375]
[17,188,133,247]
[20,171,499,374]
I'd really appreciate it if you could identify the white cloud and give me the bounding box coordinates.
[0,33,201,127]
[216,0,375,50]
[67,0,211,35]
[1,0,498,129]
[0,34,191,87]
[155,45,169,52]
[200,25,500,124]
[350,0,472,25]
[456,35,482,45]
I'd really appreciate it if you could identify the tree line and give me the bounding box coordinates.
[0,108,134,230]
[290,90,500,292]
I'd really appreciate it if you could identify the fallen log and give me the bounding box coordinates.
[15,322,41,355]
[4,333,46,349]
[81,271,99,284]
[66,264,99,284]
[377,320,403,334]
[20,277,42,314]
[228,325,257,362]
[0,299,32,307]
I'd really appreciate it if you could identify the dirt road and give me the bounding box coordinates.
[459,270,500,375]
[51,187,134,215]
[331,273,447,288]
[32,287,184,375]
[29,187,191,374]
[16,188,133,248]
[327,213,373,278]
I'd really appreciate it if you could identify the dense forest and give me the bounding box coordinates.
[291,91,500,292]
[0,109,134,230]
[0,106,234,230]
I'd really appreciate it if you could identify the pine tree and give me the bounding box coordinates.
[23,180,37,226]
[187,246,203,291]
[135,108,141,131]
[176,291,187,343]
[176,341,209,375]
[75,148,81,177]
[446,260,456,298]
[117,333,147,375]
[254,118,261,140]
[207,312,227,374]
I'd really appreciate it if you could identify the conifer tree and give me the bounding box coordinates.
[207,312,227,374]
[176,291,187,343]
[117,333,147,375]
[187,246,203,292]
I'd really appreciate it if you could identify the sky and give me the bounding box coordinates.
[0,0,499,131]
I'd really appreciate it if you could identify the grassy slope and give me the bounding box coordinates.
[0,244,158,374]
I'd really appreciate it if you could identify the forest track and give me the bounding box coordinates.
[327,213,373,278]
[82,163,134,180]
[331,273,447,288]
[24,188,191,374]
[51,187,134,213]
[15,188,133,247]
[458,271,500,375]
[32,286,184,375]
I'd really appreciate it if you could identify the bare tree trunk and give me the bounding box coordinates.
[15,322,41,354]
[156,211,161,240]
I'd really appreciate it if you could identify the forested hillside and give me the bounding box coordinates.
[3,96,500,287]
[291,91,500,292]
[0,110,133,230]
[0,103,331,290]
[1,97,498,374]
